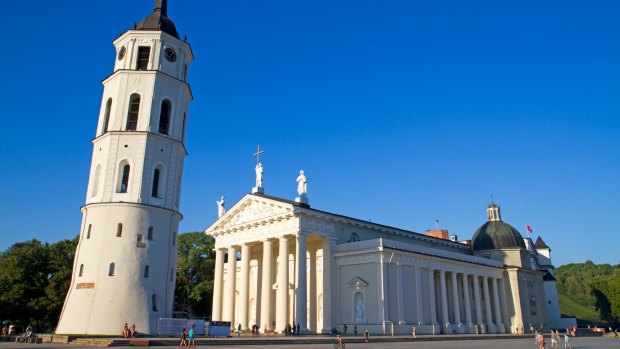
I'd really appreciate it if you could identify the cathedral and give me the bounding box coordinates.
[54,0,574,336]
[206,190,575,335]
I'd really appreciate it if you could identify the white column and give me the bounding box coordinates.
[377,253,389,327]
[439,270,450,328]
[428,269,437,324]
[414,266,423,324]
[308,247,317,333]
[223,246,237,323]
[462,274,472,326]
[396,263,405,324]
[498,279,509,331]
[482,276,494,332]
[295,234,308,332]
[276,236,289,333]
[451,272,461,325]
[260,240,273,331]
[492,277,505,333]
[238,244,250,330]
[322,238,334,333]
[212,248,225,321]
[473,275,483,327]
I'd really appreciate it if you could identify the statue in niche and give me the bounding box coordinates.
[354,292,365,322]
[255,163,264,188]
[296,170,307,196]
[216,196,225,218]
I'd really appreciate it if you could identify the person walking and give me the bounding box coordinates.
[563,332,572,349]
[412,326,417,340]
[179,328,188,347]
[188,324,196,347]
[550,330,558,348]
[364,329,369,343]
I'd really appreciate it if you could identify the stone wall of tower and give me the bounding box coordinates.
[57,22,193,335]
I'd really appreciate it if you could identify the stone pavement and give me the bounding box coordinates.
[0,336,618,349]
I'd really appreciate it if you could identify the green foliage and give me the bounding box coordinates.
[556,261,620,324]
[0,237,78,331]
[174,232,215,318]
[558,294,600,322]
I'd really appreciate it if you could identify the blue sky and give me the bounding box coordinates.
[1,0,618,266]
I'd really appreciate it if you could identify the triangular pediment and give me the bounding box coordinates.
[347,277,369,289]
[206,194,294,234]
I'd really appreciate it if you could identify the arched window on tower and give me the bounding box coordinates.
[117,163,130,193]
[158,100,171,135]
[109,262,115,276]
[147,226,154,240]
[152,294,158,312]
[152,168,161,197]
[92,164,101,197]
[102,98,112,134]
[125,94,140,131]
[79,264,84,277]
[116,223,123,237]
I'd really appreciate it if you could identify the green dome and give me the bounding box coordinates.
[471,220,526,251]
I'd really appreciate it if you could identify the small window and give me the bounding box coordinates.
[109,262,115,276]
[348,232,360,242]
[126,94,140,131]
[137,234,144,243]
[92,165,101,197]
[183,64,188,81]
[120,164,130,193]
[158,100,171,135]
[170,268,174,281]
[147,226,154,240]
[152,294,158,312]
[137,47,151,70]
[116,223,123,237]
[151,169,160,197]
[79,264,84,277]
[102,98,112,134]
[86,224,92,239]
[144,265,150,278]
[172,232,177,246]
[181,112,187,142]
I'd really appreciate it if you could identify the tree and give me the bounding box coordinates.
[0,237,78,331]
[175,232,215,318]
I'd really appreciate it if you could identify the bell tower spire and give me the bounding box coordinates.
[155,0,168,16]
[486,201,501,222]
[56,0,194,335]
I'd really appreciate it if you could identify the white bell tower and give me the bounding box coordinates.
[56,0,193,335]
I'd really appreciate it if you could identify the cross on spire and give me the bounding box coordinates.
[253,145,265,166]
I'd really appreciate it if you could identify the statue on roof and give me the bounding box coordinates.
[296,170,307,196]
[216,196,225,218]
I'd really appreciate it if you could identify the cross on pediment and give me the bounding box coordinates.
[253,145,264,166]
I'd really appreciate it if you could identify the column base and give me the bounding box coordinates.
[454,323,466,334]
[495,323,505,333]
[486,323,497,334]
[443,322,453,334]
[252,186,264,194]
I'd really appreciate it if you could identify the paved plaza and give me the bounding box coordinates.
[0,337,617,349]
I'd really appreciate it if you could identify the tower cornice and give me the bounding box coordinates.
[91,130,189,156]
[101,70,193,101]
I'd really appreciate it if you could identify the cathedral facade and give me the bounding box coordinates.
[206,194,574,335]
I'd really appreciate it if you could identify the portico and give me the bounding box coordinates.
[205,193,527,335]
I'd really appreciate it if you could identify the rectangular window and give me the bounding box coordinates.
[152,294,158,312]
[137,47,151,70]
[170,268,174,281]
[144,265,150,278]
[86,224,92,239]
[116,223,123,237]
[147,226,154,240]
[173,232,176,246]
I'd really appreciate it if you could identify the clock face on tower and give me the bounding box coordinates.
[164,48,177,62]
[117,47,126,61]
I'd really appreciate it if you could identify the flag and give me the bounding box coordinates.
[526,224,532,233]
